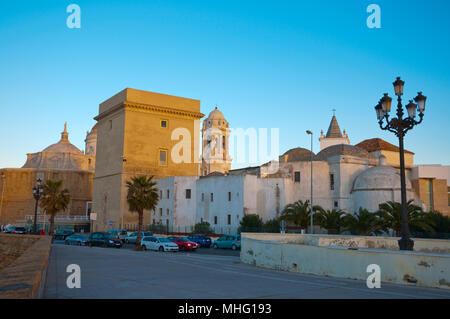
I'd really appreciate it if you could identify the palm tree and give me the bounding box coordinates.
[126,175,159,251]
[39,180,70,242]
[378,200,435,236]
[313,207,346,234]
[280,200,311,232]
[343,208,384,236]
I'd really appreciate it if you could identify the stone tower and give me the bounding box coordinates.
[319,113,350,150]
[201,107,231,176]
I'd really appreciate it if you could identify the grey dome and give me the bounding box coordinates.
[315,144,373,161]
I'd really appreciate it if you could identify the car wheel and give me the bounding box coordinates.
[213,244,218,249]
[64,241,68,245]
[159,246,164,252]
[142,245,147,251]
[125,239,129,244]
[232,244,237,251]
[88,242,93,247]
[77,242,81,246]
[102,242,107,248]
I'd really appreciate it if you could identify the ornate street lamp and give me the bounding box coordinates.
[374,77,427,250]
[306,130,313,234]
[32,178,44,234]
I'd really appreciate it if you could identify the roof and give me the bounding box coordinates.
[207,107,225,121]
[356,138,414,155]
[326,115,343,138]
[280,147,314,162]
[315,144,374,161]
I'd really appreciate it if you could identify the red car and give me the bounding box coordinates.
[168,236,198,251]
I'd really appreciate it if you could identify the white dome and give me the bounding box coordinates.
[353,159,411,191]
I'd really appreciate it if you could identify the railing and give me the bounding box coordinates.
[25,215,89,222]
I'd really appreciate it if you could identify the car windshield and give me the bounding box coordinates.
[15,227,25,231]
[158,238,170,243]
[143,232,152,236]
[180,237,190,242]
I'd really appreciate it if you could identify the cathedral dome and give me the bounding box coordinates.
[42,123,83,155]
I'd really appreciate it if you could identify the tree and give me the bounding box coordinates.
[313,207,346,234]
[280,200,311,231]
[239,214,263,233]
[343,208,384,236]
[263,218,281,233]
[126,176,159,251]
[39,180,70,242]
[378,200,435,236]
[194,222,214,234]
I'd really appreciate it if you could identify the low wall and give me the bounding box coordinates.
[241,233,450,289]
[0,234,52,298]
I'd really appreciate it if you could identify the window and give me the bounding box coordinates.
[330,174,335,190]
[159,208,162,216]
[186,189,191,199]
[294,171,301,183]
[108,120,112,130]
[222,135,226,149]
[160,190,162,199]
[159,149,167,166]
[167,189,170,199]
[200,218,203,223]
[334,201,338,208]
[201,193,204,202]
[214,216,218,225]
[160,120,168,128]
[210,193,214,202]
[166,209,169,215]
[228,192,231,201]
[227,214,231,225]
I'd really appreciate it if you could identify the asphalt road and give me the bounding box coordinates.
[44,243,450,299]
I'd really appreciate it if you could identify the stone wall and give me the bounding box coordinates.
[0,234,52,298]
[241,233,450,289]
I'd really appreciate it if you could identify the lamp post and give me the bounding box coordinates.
[32,178,44,234]
[374,77,427,251]
[306,130,313,234]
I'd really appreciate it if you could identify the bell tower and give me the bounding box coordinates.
[201,107,231,176]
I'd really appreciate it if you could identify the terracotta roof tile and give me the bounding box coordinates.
[356,138,414,154]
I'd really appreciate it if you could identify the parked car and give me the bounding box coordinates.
[125,231,153,244]
[168,236,198,251]
[141,236,179,252]
[213,235,241,250]
[106,229,128,243]
[88,232,122,248]
[53,230,74,240]
[65,234,88,246]
[6,226,27,234]
[187,234,212,248]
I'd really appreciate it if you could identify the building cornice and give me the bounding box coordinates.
[94,101,204,121]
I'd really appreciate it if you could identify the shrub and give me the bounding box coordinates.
[194,222,214,234]
[239,214,264,233]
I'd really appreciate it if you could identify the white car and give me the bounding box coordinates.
[141,236,179,252]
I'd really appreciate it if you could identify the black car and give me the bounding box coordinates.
[54,230,74,240]
[187,235,212,248]
[88,232,122,248]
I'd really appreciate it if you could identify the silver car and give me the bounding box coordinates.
[141,236,179,252]
[125,231,153,244]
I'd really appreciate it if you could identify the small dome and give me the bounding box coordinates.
[353,164,412,192]
[207,107,225,121]
[280,147,314,162]
[315,144,373,161]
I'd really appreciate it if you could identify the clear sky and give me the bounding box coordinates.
[1,0,449,169]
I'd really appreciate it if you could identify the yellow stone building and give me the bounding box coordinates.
[92,88,204,231]
[0,124,96,229]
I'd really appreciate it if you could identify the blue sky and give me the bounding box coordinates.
[0,0,449,169]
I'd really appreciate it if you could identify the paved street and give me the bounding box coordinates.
[44,244,450,299]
